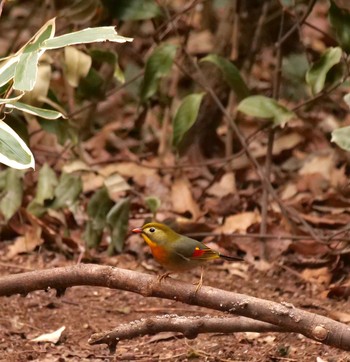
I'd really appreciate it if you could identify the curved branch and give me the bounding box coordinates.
[89,315,284,352]
[0,264,349,351]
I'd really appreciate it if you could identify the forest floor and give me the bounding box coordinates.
[0,250,349,362]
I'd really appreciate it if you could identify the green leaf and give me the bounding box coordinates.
[87,187,114,229]
[106,197,130,254]
[145,196,161,215]
[329,0,350,53]
[200,54,249,100]
[5,101,66,119]
[331,126,350,151]
[0,120,35,169]
[282,53,309,81]
[14,50,41,91]
[77,68,105,100]
[305,47,342,95]
[13,18,55,91]
[0,169,8,190]
[278,0,294,7]
[0,59,19,88]
[38,118,77,145]
[27,163,58,215]
[0,93,25,104]
[172,93,205,147]
[85,187,114,248]
[0,169,23,221]
[84,221,104,249]
[140,43,177,102]
[102,0,161,20]
[89,49,117,64]
[43,27,133,49]
[237,95,295,127]
[50,173,82,209]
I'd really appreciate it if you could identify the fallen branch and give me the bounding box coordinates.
[89,314,284,352]
[0,264,349,351]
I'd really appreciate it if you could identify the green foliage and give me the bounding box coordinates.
[237,95,295,127]
[140,43,177,102]
[6,102,65,119]
[50,173,82,210]
[329,0,350,53]
[306,47,342,95]
[84,188,130,253]
[145,196,161,218]
[85,187,114,249]
[77,68,105,100]
[200,54,250,100]
[332,126,350,151]
[282,53,309,99]
[27,163,58,217]
[172,93,205,147]
[0,169,23,221]
[0,120,34,169]
[106,197,130,254]
[102,0,161,20]
[0,17,132,169]
[38,118,78,145]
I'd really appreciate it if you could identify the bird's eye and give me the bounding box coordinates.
[149,227,155,233]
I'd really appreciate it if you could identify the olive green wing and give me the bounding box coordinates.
[171,237,220,262]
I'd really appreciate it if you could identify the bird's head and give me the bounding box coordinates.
[132,222,179,247]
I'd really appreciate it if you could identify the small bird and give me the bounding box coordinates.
[132,222,243,291]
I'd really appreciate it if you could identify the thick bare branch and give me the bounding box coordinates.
[0,264,349,351]
[89,314,284,352]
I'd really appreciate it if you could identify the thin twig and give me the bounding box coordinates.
[259,4,284,261]
[275,0,318,49]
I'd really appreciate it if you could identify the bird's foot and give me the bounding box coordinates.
[194,279,203,293]
[157,272,172,282]
[193,266,204,294]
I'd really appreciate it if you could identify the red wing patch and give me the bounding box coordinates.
[191,246,219,260]
[192,247,205,258]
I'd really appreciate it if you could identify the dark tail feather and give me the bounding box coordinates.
[219,254,243,261]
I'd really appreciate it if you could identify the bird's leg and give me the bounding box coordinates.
[157,272,172,283]
[194,266,204,293]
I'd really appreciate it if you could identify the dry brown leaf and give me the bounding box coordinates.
[231,133,303,170]
[300,212,350,226]
[280,183,298,200]
[215,211,261,234]
[207,172,236,198]
[300,267,332,286]
[82,172,104,193]
[289,240,329,256]
[104,173,131,201]
[62,160,91,173]
[187,30,214,54]
[299,152,335,180]
[171,177,201,220]
[329,310,350,323]
[99,162,156,178]
[6,226,44,259]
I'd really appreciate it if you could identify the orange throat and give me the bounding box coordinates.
[141,234,168,264]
